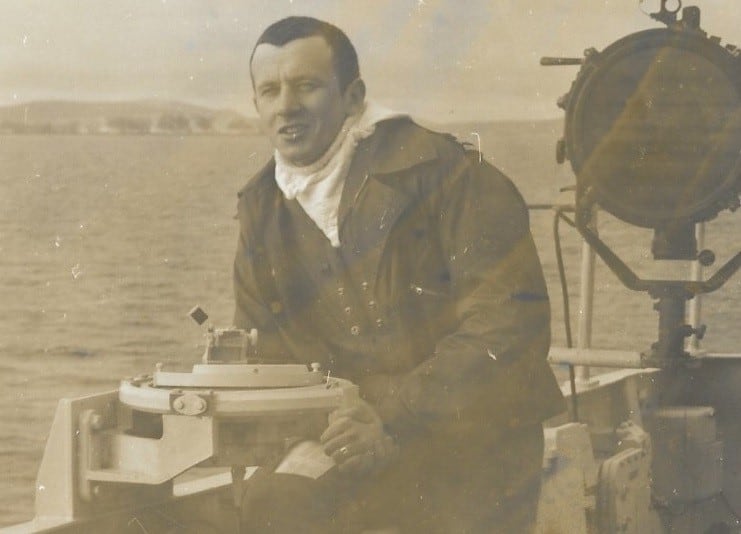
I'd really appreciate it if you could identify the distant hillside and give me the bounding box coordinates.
[0,99,259,135]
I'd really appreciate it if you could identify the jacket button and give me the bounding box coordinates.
[350,325,360,336]
[368,300,376,309]
[361,281,369,291]
[337,287,345,296]
[375,319,384,329]
[344,306,352,315]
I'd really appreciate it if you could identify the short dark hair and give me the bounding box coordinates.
[250,16,360,91]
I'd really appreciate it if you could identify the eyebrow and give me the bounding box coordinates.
[255,74,324,89]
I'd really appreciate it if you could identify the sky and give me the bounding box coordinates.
[2,0,740,121]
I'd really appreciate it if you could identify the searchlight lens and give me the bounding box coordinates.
[564,28,741,228]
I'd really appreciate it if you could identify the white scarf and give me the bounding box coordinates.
[274,101,407,247]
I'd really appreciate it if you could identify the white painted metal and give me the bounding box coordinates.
[119,377,357,416]
[549,347,643,368]
[153,363,324,388]
[82,415,214,486]
[688,222,706,354]
[692,352,741,360]
[576,210,598,383]
[536,423,597,534]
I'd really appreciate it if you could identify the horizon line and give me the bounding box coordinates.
[0,96,565,124]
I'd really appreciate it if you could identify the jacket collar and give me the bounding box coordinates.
[363,118,440,176]
[239,118,444,291]
[241,117,440,197]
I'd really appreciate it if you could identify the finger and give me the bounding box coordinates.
[329,441,357,464]
[329,405,364,423]
[320,416,353,443]
[343,403,379,423]
[323,431,360,457]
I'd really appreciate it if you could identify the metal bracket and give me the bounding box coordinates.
[170,391,211,416]
[572,216,740,298]
[79,411,214,499]
[648,0,682,27]
[78,409,110,502]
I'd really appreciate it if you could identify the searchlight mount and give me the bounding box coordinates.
[542,1,740,367]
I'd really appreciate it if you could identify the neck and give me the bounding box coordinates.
[277,112,360,173]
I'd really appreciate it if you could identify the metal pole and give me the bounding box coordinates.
[688,222,705,354]
[576,209,597,383]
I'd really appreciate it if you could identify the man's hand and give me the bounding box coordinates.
[320,398,398,476]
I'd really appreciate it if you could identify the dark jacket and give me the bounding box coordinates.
[233,118,564,444]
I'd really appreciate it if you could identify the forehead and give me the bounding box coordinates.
[251,35,336,84]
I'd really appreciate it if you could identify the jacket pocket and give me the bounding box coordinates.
[406,283,457,345]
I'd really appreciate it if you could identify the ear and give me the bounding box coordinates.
[343,78,366,116]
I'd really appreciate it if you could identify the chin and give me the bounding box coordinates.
[281,147,320,167]
[280,151,308,167]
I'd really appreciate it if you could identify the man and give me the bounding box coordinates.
[233,16,564,533]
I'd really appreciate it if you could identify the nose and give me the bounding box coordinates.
[277,86,301,115]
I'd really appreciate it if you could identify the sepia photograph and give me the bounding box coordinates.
[1,1,739,532]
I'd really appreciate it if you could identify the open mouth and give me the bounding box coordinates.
[278,124,308,141]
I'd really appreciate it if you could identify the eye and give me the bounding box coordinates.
[296,81,319,92]
[258,85,279,98]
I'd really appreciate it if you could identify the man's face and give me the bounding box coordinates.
[251,35,357,167]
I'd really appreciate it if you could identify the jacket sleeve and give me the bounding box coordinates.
[358,152,558,440]
[232,194,292,361]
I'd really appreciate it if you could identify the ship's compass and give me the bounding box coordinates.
[70,308,357,518]
[119,317,347,420]
[543,0,740,366]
